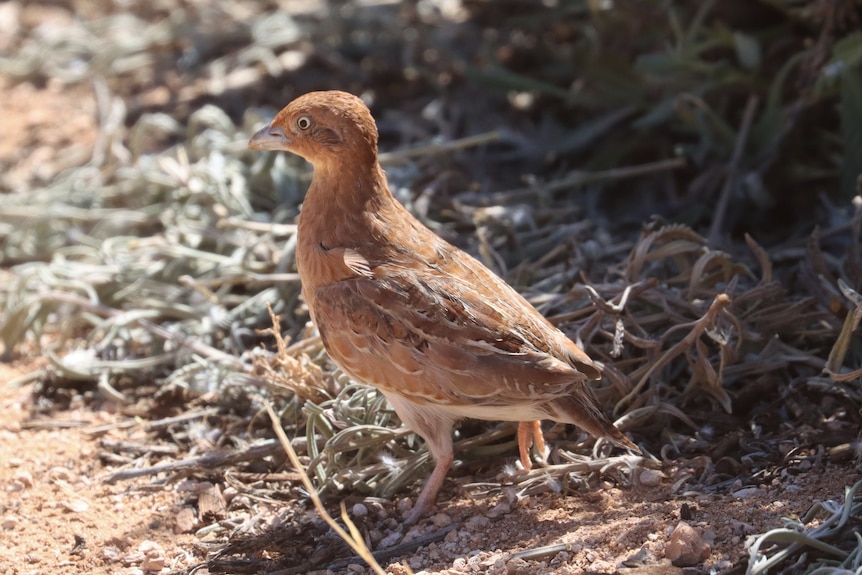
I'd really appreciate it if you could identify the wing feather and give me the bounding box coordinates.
[312,265,597,408]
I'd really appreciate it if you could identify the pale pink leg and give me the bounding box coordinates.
[404,446,453,525]
[384,392,456,524]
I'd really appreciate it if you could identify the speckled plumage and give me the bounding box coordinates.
[249,91,638,523]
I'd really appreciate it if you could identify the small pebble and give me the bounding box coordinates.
[138,540,166,571]
[64,499,89,513]
[103,546,122,562]
[141,555,165,571]
[666,521,711,567]
[639,469,663,487]
[396,498,413,514]
[48,467,72,482]
[506,557,529,575]
[2,515,19,530]
[174,507,197,534]
[732,487,764,499]
[123,551,145,566]
[464,516,490,531]
[486,503,511,518]
[379,531,403,548]
[729,519,756,534]
[589,559,614,573]
[14,470,34,488]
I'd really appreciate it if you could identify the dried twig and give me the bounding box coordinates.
[103,438,318,483]
[265,401,392,575]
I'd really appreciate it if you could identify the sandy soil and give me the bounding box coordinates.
[0,361,199,575]
[1,30,860,575]
[1,358,859,575]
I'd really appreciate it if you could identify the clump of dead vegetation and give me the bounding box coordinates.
[1,0,861,573]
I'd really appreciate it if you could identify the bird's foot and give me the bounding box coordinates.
[517,420,548,471]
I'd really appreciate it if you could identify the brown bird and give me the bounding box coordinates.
[249,91,638,524]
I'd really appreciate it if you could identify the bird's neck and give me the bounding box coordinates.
[298,160,395,244]
[296,159,415,289]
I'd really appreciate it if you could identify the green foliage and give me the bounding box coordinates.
[471,0,860,215]
[1,2,860,571]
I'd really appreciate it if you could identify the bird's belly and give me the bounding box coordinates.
[434,402,548,423]
[320,332,548,423]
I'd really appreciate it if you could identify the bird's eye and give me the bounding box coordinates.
[297,116,312,130]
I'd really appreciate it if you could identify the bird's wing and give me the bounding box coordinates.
[312,266,597,407]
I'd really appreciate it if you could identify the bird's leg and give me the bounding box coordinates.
[517,420,547,471]
[517,422,533,471]
[384,393,455,524]
[531,420,547,463]
[404,443,452,525]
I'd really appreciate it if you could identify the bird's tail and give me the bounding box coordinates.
[546,395,641,454]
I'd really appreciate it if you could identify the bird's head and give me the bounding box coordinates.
[248,91,379,167]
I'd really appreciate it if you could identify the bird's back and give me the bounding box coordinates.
[302,191,604,409]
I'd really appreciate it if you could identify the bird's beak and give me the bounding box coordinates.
[248,123,291,151]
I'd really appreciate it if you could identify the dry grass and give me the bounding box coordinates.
[1,1,861,572]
